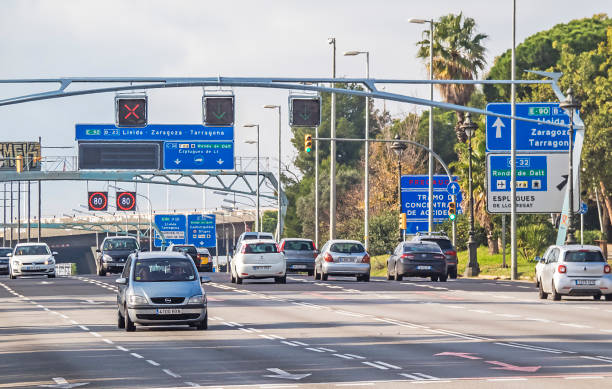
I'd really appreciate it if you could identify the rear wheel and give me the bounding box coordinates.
[538,280,548,299]
[98,265,106,277]
[594,294,602,300]
[48,274,55,278]
[449,266,457,279]
[275,276,287,284]
[9,273,16,279]
[395,266,403,281]
[386,263,393,280]
[431,275,439,282]
[307,270,314,277]
[605,294,612,301]
[313,266,320,280]
[551,281,561,301]
[321,272,328,281]
[361,274,370,282]
[230,270,235,283]
[439,274,448,282]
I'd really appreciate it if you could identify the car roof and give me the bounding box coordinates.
[551,245,602,252]
[327,240,363,244]
[242,239,277,244]
[405,241,439,245]
[132,251,190,260]
[14,242,49,247]
[281,238,314,242]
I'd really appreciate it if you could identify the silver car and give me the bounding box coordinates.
[314,240,370,282]
[537,245,612,301]
[116,252,210,331]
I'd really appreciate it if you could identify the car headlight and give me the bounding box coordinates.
[45,258,55,265]
[188,295,205,304]
[127,295,148,305]
[102,254,113,262]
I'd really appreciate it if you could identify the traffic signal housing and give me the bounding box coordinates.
[203,96,235,126]
[448,201,457,221]
[116,94,147,127]
[399,213,407,230]
[304,134,313,153]
[290,97,321,127]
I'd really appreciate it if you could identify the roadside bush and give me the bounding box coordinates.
[516,223,556,261]
[368,210,400,256]
[438,217,486,251]
[582,229,603,245]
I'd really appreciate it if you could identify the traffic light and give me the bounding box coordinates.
[15,155,23,173]
[290,97,321,127]
[116,94,147,127]
[203,96,234,126]
[116,191,137,211]
[399,213,407,230]
[304,134,313,153]
[448,201,457,221]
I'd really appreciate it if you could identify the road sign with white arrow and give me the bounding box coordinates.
[163,141,234,170]
[187,214,216,248]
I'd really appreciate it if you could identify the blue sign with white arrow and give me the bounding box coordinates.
[76,124,234,141]
[163,142,234,170]
[187,214,216,248]
[154,214,187,247]
[486,103,573,152]
[447,182,461,196]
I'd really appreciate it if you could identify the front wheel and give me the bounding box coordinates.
[124,308,136,332]
[307,270,314,277]
[361,274,370,282]
[48,274,56,278]
[9,273,16,280]
[594,294,602,301]
[439,274,448,282]
[98,265,106,277]
[236,274,243,284]
[196,313,208,330]
[395,266,403,281]
[605,294,612,301]
[313,266,320,280]
[449,266,457,279]
[275,276,287,284]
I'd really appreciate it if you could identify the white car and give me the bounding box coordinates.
[536,245,611,301]
[230,239,286,284]
[9,243,57,279]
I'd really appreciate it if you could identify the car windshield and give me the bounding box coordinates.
[564,250,604,262]
[133,258,196,282]
[196,248,210,255]
[174,246,197,254]
[404,244,442,253]
[0,248,12,256]
[284,240,315,251]
[330,243,365,254]
[103,239,138,251]
[421,239,453,250]
[244,243,278,254]
[14,245,50,255]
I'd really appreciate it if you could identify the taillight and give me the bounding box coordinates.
[362,254,370,263]
[401,254,415,259]
[313,252,318,259]
[434,254,445,259]
[241,246,247,254]
[324,253,334,262]
[279,242,285,251]
[445,250,457,257]
[558,264,567,274]
[604,264,611,274]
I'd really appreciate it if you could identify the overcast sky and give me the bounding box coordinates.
[0,0,608,218]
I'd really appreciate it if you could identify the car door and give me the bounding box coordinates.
[117,257,132,308]
[542,248,558,292]
[537,247,552,281]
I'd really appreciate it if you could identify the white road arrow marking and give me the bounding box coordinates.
[39,377,89,388]
[263,368,311,380]
[174,158,181,165]
[216,158,224,165]
[492,117,505,138]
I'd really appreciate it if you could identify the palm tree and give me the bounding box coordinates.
[416,13,488,142]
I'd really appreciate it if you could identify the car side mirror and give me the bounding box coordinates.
[115,278,127,285]
[96,249,101,253]
[200,276,211,284]
[52,251,58,255]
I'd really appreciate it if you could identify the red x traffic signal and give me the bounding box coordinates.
[116,95,147,127]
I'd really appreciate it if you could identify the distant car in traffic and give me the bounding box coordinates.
[96,236,140,276]
[411,232,458,279]
[196,247,213,272]
[314,240,370,282]
[115,251,210,331]
[279,238,318,276]
[0,247,11,275]
[536,245,611,301]
[9,243,57,279]
[387,241,448,282]
[233,232,275,254]
[165,244,212,272]
[231,239,286,284]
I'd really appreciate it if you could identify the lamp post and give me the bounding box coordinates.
[264,104,283,241]
[344,50,371,250]
[462,113,479,276]
[559,87,580,245]
[328,37,337,240]
[243,124,260,232]
[391,134,407,242]
[409,17,435,233]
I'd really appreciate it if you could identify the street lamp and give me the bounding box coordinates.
[344,50,371,250]
[409,17,435,233]
[559,87,581,245]
[462,112,479,277]
[243,123,260,232]
[390,134,407,241]
[264,104,283,241]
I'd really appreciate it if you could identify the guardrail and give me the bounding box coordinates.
[55,263,75,276]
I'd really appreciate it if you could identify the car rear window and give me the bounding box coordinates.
[242,234,259,241]
[244,243,278,254]
[283,240,315,251]
[174,246,197,254]
[564,251,604,262]
[404,244,442,253]
[330,243,365,254]
[103,239,138,251]
[421,239,453,250]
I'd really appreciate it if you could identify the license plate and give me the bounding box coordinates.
[339,257,353,263]
[200,257,208,264]
[23,265,40,271]
[292,265,306,269]
[254,266,271,270]
[157,308,182,315]
[575,279,596,286]
[417,265,432,270]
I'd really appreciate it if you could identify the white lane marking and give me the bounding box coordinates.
[344,354,366,360]
[584,355,612,363]
[335,383,375,386]
[292,341,309,346]
[130,352,144,359]
[89,332,102,338]
[306,347,325,353]
[147,360,160,366]
[374,361,401,370]
[318,347,337,352]
[446,305,464,309]
[43,308,50,312]
[281,341,300,347]
[333,354,354,360]
[163,369,181,378]
[239,328,253,333]
[228,321,242,327]
[59,313,69,319]
[413,373,440,380]
[258,334,275,340]
[248,327,262,332]
[496,342,576,354]
[560,323,591,329]
[79,325,89,331]
[517,286,531,289]
[362,361,388,370]
[116,346,129,352]
[564,376,603,380]
[102,339,113,344]
[525,317,551,323]
[184,382,200,387]
[269,335,285,340]
[468,309,491,314]
[70,320,79,325]
[222,322,235,327]
[495,313,521,318]
[600,329,612,333]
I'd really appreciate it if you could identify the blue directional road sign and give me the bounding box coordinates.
[489,155,548,193]
[447,182,461,196]
[486,103,574,152]
[76,124,234,141]
[154,214,187,247]
[580,202,588,215]
[164,142,234,170]
[187,214,216,248]
[401,175,463,232]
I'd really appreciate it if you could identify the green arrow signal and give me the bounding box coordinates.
[212,103,226,120]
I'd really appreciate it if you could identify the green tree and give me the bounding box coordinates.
[416,12,488,142]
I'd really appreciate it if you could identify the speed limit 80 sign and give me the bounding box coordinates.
[116,191,137,211]
[88,192,108,211]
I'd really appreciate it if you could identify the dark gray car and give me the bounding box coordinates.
[0,247,12,275]
[387,241,448,282]
[279,239,318,276]
[97,237,140,276]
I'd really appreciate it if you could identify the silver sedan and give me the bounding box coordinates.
[314,240,370,282]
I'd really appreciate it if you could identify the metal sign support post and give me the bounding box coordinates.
[510,0,518,280]
[329,37,337,240]
[315,125,319,248]
[452,195,457,247]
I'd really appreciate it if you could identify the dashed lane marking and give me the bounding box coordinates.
[147,360,160,366]
[162,369,181,378]
[362,361,389,370]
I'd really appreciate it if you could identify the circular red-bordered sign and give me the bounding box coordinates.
[116,191,136,211]
[88,192,108,211]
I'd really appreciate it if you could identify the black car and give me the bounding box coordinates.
[387,241,448,282]
[96,237,140,276]
[0,247,11,275]
[166,244,212,272]
[411,232,458,279]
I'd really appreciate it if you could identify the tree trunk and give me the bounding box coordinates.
[454,111,467,143]
[486,222,499,254]
[600,181,612,226]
